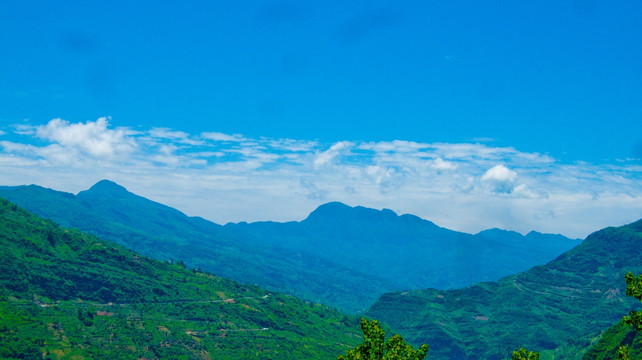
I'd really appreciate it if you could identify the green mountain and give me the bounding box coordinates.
[228,201,579,295]
[582,321,642,360]
[0,196,361,359]
[0,181,393,313]
[366,219,642,360]
[0,181,579,313]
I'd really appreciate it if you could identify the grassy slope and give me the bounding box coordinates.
[366,219,642,360]
[0,197,361,359]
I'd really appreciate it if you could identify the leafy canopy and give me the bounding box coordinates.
[512,347,540,360]
[616,271,642,360]
[623,272,642,331]
[338,318,429,360]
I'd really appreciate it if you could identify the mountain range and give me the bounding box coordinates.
[2,180,642,359]
[366,218,642,360]
[0,180,579,313]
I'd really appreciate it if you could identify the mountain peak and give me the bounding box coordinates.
[77,180,132,199]
[304,202,398,224]
[476,228,523,237]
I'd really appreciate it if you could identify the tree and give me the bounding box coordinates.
[617,346,630,360]
[511,347,540,360]
[622,272,642,331]
[618,272,642,359]
[337,318,429,360]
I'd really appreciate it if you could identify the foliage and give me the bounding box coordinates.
[581,321,641,360]
[618,346,630,360]
[623,272,642,331]
[582,270,642,360]
[337,318,429,360]
[512,347,540,360]
[619,272,642,359]
[0,182,578,313]
[367,219,642,360]
[0,197,362,359]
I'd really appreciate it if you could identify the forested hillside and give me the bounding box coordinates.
[0,181,578,313]
[367,219,642,360]
[0,197,362,359]
[0,181,393,313]
[582,321,642,360]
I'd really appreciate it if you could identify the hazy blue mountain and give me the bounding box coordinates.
[366,219,642,360]
[227,201,580,292]
[0,181,579,313]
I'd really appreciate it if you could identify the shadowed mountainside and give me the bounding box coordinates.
[227,201,579,295]
[366,219,642,360]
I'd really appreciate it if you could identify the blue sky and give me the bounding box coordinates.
[1,1,641,238]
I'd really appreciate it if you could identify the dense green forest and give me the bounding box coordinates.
[582,321,642,360]
[0,197,362,359]
[0,180,578,313]
[583,272,642,360]
[367,219,642,360]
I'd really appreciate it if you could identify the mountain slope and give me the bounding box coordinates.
[227,201,579,292]
[0,196,361,359]
[0,181,394,313]
[0,181,579,313]
[366,219,642,360]
[581,321,642,360]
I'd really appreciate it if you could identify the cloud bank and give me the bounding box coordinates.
[1,118,641,238]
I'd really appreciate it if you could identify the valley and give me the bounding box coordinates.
[1,181,640,359]
[0,180,579,313]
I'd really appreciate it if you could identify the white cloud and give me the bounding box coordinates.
[12,124,36,136]
[149,127,203,146]
[481,164,518,194]
[34,117,137,159]
[201,131,247,142]
[431,158,457,171]
[482,164,517,182]
[313,141,353,169]
[1,118,641,239]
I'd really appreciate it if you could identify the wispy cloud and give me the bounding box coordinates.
[201,131,247,143]
[1,118,641,239]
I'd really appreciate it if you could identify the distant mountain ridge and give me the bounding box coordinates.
[0,180,579,313]
[227,200,580,296]
[366,218,642,360]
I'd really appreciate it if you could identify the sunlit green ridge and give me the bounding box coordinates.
[0,197,361,359]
